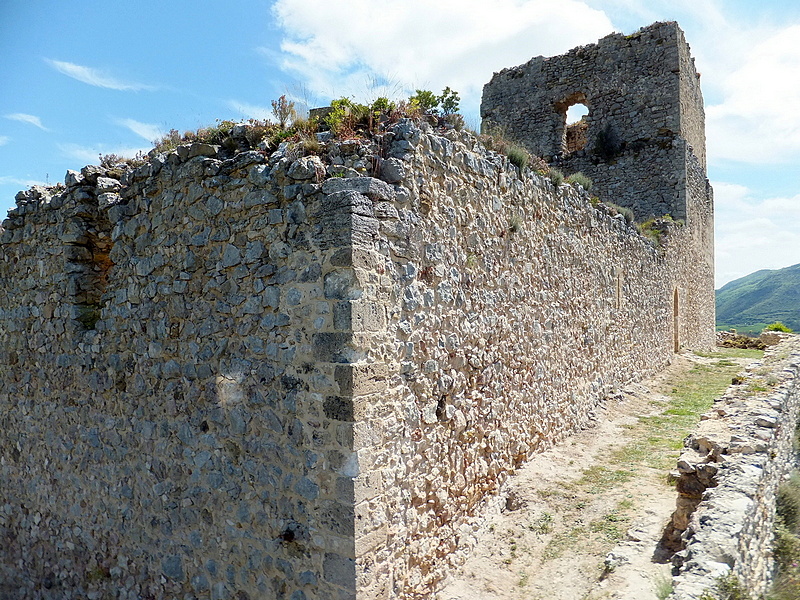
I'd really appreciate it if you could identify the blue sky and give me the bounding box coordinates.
[2,0,800,287]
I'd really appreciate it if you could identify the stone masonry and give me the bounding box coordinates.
[0,22,714,600]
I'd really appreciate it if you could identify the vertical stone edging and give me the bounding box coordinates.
[670,337,800,599]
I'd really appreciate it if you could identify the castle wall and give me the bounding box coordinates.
[0,119,714,597]
[345,123,714,597]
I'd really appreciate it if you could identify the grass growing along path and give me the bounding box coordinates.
[442,347,764,600]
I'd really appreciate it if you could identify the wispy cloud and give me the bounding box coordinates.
[116,118,163,143]
[46,59,154,91]
[59,142,150,165]
[0,175,47,188]
[229,100,272,121]
[0,136,9,146]
[5,113,47,130]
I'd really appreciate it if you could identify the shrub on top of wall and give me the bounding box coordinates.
[603,202,634,225]
[566,171,593,191]
[505,144,530,172]
[548,168,565,186]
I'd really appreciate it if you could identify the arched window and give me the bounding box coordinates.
[555,93,589,154]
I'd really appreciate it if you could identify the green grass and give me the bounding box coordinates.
[566,349,763,492]
[769,472,800,599]
[543,525,588,560]
[694,348,763,359]
[589,511,630,542]
[535,348,765,572]
[654,573,673,599]
[565,466,636,494]
[529,512,553,534]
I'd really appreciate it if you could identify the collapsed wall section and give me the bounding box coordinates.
[668,337,800,598]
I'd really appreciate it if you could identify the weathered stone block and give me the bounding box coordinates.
[313,332,353,363]
[323,553,356,590]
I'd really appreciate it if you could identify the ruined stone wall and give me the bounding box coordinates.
[0,118,714,599]
[480,21,705,223]
[669,337,800,599]
[337,123,714,597]
[0,147,362,600]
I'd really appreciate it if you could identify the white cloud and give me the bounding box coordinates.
[58,143,150,166]
[705,24,800,164]
[270,0,613,112]
[5,113,47,130]
[713,181,800,287]
[116,118,164,143]
[228,100,273,121]
[46,59,154,91]
[0,136,9,146]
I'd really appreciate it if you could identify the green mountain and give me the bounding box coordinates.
[716,263,800,335]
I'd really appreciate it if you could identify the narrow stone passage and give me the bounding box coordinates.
[438,350,759,600]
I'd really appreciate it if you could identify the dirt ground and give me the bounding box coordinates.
[437,351,755,600]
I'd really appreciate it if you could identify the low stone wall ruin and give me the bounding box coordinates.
[669,337,800,598]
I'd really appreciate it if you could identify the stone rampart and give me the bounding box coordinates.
[669,337,800,599]
[351,123,713,597]
[0,115,713,598]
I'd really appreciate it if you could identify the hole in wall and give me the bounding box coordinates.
[566,103,589,125]
[436,396,447,421]
[673,288,680,353]
[564,103,589,153]
[555,92,589,154]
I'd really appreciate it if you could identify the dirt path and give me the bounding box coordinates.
[438,351,756,600]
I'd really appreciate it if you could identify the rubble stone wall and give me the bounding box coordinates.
[670,337,800,599]
[348,124,714,597]
[0,146,362,600]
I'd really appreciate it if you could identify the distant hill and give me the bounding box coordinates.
[716,264,800,335]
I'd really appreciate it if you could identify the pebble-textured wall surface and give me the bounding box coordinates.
[0,118,714,599]
[347,122,714,598]
[481,21,706,223]
[669,337,800,599]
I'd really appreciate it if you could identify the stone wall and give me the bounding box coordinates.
[669,337,800,599]
[0,116,714,599]
[346,122,714,598]
[481,21,706,223]
[0,145,363,600]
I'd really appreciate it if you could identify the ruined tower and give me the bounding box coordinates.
[481,21,709,225]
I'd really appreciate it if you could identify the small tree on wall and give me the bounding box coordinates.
[593,123,623,161]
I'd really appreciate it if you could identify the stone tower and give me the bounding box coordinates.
[481,21,709,224]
